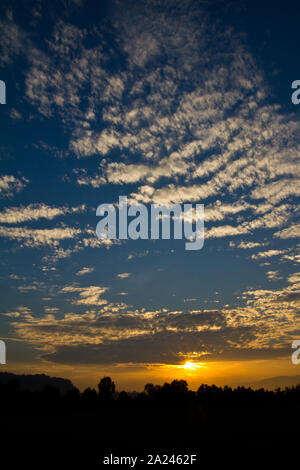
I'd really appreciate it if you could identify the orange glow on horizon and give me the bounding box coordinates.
[183,361,202,370]
[5,357,299,392]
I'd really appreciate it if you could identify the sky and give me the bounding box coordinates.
[0,0,299,391]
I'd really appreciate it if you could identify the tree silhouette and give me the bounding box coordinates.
[117,390,130,403]
[170,379,188,393]
[144,383,161,398]
[82,387,98,409]
[98,376,116,399]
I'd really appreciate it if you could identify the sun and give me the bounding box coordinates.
[183,361,197,370]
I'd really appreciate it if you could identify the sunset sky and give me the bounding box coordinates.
[0,0,299,391]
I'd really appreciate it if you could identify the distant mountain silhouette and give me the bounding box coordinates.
[0,372,75,393]
[248,375,300,390]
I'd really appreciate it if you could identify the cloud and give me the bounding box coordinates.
[251,179,300,205]
[0,175,28,197]
[19,0,300,259]
[236,241,267,249]
[44,307,59,314]
[79,227,121,250]
[2,306,32,319]
[76,267,95,276]
[274,293,300,303]
[5,257,300,365]
[60,285,109,306]
[274,225,300,239]
[16,282,45,293]
[282,252,300,264]
[10,109,22,120]
[204,201,253,223]
[287,272,300,286]
[206,224,250,239]
[0,10,25,66]
[6,266,300,365]
[251,250,286,260]
[0,203,85,224]
[8,274,26,281]
[3,0,300,370]
[117,273,131,279]
[0,226,80,247]
[266,270,282,281]
[128,250,149,260]
[25,19,110,122]
[7,300,297,365]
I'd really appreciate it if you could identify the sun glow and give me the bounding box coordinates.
[183,361,199,370]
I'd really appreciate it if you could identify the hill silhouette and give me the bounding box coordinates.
[0,372,75,393]
[248,375,300,390]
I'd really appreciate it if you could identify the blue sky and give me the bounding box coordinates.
[0,0,299,389]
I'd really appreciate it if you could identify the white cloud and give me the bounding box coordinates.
[206,224,250,239]
[9,0,299,265]
[251,250,286,260]
[236,241,267,249]
[117,273,131,279]
[44,307,59,314]
[266,270,282,281]
[76,267,95,276]
[60,285,109,306]
[0,226,80,247]
[274,225,300,239]
[0,10,25,66]
[282,253,300,264]
[0,175,28,197]
[0,203,85,224]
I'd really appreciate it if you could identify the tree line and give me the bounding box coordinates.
[1,376,300,414]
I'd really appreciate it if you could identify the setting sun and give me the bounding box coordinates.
[184,362,197,370]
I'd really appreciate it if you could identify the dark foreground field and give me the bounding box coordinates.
[1,377,299,467]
